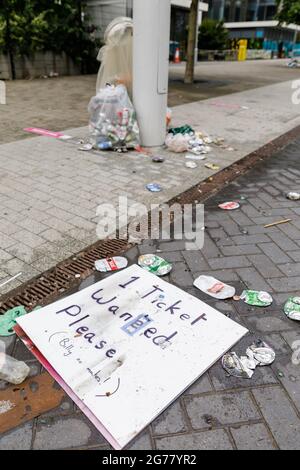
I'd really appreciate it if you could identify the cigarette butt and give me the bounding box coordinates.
[264,219,292,228]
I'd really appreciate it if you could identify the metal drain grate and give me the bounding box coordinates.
[0,238,130,314]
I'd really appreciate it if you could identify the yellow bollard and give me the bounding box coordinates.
[238,39,248,61]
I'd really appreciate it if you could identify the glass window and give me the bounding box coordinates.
[234,1,242,21]
[209,0,277,22]
[224,1,231,21]
[265,5,276,20]
[246,1,259,21]
[257,5,265,20]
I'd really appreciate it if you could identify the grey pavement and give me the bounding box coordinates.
[1,131,300,450]
[2,59,299,145]
[0,79,299,296]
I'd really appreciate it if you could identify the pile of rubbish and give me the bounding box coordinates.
[165,125,213,155]
[88,84,140,152]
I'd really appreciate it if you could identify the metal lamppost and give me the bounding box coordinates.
[133,0,171,147]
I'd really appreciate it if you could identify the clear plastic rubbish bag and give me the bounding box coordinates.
[88,84,140,151]
[96,17,133,98]
[0,340,30,384]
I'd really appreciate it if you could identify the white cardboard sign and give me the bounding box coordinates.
[17,265,247,449]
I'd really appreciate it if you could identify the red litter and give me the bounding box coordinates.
[218,202,240,211]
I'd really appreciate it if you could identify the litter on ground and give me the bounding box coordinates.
[283,296,300,321]
[205,163,220,171]
[240,290,273,307]
[264,219,292,228]
[138,254,172,276]
[146,183,163,193]
[219,201,240,210]
[222,340,275,379]
[193,275,235,300]
[95,257,128,273]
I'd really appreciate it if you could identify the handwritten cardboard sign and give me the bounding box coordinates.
[17,265,247,449]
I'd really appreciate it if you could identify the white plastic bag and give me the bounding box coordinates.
[0,340,30,385]
[96,17,133,98]
[88,84,140,151]
[165,133,190,153]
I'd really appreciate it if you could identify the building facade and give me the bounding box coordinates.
[86,0,132,39]
[207,0,277,22]
[206,0,299,54]
[86,1,207,42]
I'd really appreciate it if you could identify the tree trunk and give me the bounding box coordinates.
[184,0,198,84]
[4,4,16,80]
[77,0,84,74]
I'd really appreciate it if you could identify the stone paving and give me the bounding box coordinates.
[2,59,299,146]
[0,80,299,296]
[1,133,300,450]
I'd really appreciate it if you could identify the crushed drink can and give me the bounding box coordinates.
[97,141,112,150]
[286,192,300,201]
[193,275,235,300]
[94,257,128,273]
[138,254,172,276]
[241,290,273,307]
[152,156,165,163]
[146,183,162,193]
[222,340,276,380]
[222,352,255,379]
[283,296,300,321]
[219,201,240,211]
[246,341,276,367]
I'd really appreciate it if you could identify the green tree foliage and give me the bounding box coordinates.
[0,0,98,66]
[198,19,229,50]
[276,0,300,25]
